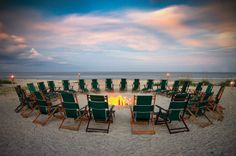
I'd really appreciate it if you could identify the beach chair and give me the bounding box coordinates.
[78,79,89,93]
[132,79,140,92]
[155,79,168,94]
[14,85,25,113]
[105,78,114,91]
[134,95,156,106]
[167,80,180,96]
[86,101,114,133]
[180,81,190,93]
[91,79,100,92]
[142,79,154,92]
[189,82,203,95]
[208,85,225,120]
[155,96,190,134]
[119,78,127,92]
[186,92,213,127]
[62,80,76,93]
[130,104,155,135]
[33,91,62,126]
[16,86,37,118]
[59,92,88,131]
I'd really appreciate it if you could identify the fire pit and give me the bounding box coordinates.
[108,95,132,107]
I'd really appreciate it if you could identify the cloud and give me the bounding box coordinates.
[0,2,236,72]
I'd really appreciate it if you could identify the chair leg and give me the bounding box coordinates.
[181,117,189,132]
[32,112,41,124]
[15,104,24,113]
[59,118,65,129]
[86,117,92,132]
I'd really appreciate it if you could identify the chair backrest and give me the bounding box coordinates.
[91,79,99,89]
[87,94,108,102]
[133,79,140,89]
[205,84,213,94]
[133,105,154,121]
[15,85,23,98]
[172,80,180,91]
[135,95,154,105]
[160,79,168,90]
[168,101,188,121]
[37,82,46,92]
[181,81,190,93]
[48,81,55,92]
[196,93,212,116]
[146,79,154,89]
[15,85,25,104]
[79,79,86,90]
[27,83,36,94]
[61,92,80,118]
[171,93,189,101]
[61,91,76,102]
[195,82,203,93]
[36,99,49,114]
[62,80,70,91]
[34,91,48,114]
[34,91,45,101]
[215,85,225,104]
[88,101,109,121]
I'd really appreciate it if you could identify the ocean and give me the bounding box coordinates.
[1,72,236,81]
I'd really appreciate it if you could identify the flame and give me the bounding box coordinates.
[108,95,131,106]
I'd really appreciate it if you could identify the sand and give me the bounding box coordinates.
[0,79,236,156]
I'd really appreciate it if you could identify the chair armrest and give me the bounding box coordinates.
[80,105,87,110]
[156,105,168,112]
[110,105,115,111]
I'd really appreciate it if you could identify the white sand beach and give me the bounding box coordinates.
[0,79,236,156]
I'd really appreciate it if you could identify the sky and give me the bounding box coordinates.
[0,0,236,72]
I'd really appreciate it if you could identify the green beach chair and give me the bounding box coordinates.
[119,78,127,92]
[142,79,154,92]
[155,97,190,134]
[155,79,168,94]
[15,86,37,118]
[105,78,114,91]
[130,104,155,134]
[132,79,140,92]
[14,85,25,113]
[59,92,88,131]
[208,85,225,120]
[78,79,89,93]
[187,92,213,127]
[33,91,62,126]
[134,95,155,106]
[180,81,190,93]
[167,80,180,96]
[91,79,100,92]
[86,101,114,133]
[62,80,76,93]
